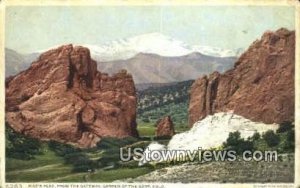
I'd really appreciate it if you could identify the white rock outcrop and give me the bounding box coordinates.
[168,112,279,151]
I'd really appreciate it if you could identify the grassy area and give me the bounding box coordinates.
[6,125,295,183]
[137,120,189,138]
[35,166,154,182]
[7,157,153,183]
[6,147,74,182]
[6,114,294,183]
[137,122,156,137]
[88,167,153,182]
[6,142,156,183]
[6,145,64,172]
[51,173,87,182]
[5,127,159,183]
[7,164,73,182]
[6,144,155,182]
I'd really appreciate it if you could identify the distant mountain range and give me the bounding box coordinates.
[6,33,241,83]
[98,52,236,84]
[83,33,244,61]
[5,48,39,76]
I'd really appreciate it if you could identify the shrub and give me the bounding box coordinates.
[73,165,91,172]
[97,137,138,150]
[142,118,150,123]
[48,142,96,172]
[263,130,280,147]
[72,159,96,173]
[6,124,43,160]
[224,131,241,147]
[276,121,293,133]
[223,131,254,154]
[64,152,88,164]
[250,132,261,141]
[283,129,295,152]
[48,141,80,156]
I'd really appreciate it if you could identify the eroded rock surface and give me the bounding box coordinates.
[155,116,175,137]
[6,44,138,148]
[189,28,295,126]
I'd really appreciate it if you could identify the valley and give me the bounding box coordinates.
[137,80,193,130]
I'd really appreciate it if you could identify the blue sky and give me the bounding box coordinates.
[6,6,295,53]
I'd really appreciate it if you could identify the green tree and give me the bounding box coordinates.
[6,124,43,160]
[276,121,293,133]
[142,117,150,123]
[263,130,280,147]
[223,131,254,154]
[251,132,261,141]
[283,129,295,152]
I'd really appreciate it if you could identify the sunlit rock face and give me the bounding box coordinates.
[5,44,138,148]
[189,28,295,126]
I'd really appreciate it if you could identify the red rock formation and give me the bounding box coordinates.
[155,116,175,137]
[189,28,295,127]
[6,44,138,148]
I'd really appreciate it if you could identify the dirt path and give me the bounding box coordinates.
[7,164,62,174]
[42,172,87,182]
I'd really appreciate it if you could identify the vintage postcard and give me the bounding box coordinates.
[0,0,299,187]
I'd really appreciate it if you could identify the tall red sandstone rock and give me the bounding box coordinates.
[155,116,175,137]
[6,44,138,148]
[189,28,295,126]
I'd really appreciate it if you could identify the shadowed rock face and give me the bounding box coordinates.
[6,44,138,148]
[189,28,295,127]
[155,116,175,137]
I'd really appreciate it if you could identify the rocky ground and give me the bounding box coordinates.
[122,155,294,183]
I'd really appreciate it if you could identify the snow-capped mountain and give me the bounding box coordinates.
[83,33,243,62]
[6,33,242,81]
[192,45,244,59]
[34,33,243,62]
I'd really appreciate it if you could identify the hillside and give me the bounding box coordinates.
[137,80,193,128]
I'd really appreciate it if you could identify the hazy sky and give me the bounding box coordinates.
[6,6,295,53]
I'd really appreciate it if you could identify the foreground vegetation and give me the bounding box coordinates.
[6,121,295,182]
[223,121,295,154]
[6,125,164,182]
